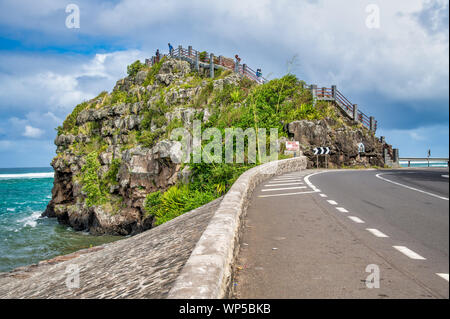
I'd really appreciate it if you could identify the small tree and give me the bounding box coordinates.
[127,60,144,77]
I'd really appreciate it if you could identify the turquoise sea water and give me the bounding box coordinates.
[399,161,448,168]
[0,167,121,272]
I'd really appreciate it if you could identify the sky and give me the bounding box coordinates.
[0,0,448,167]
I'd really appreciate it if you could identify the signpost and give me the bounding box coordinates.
[313,147,330,168]
[285,141,300,157]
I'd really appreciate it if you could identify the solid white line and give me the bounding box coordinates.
[319,194,328,198]
[348,216,365,223]
[264,182,304,187]
[271,178,303,182]
[268,181,303,184]
[393,246,426,260]
[261,186,307,192]
[336,207,349,213]
[376,173,449,201]
[327,200,338,205]
[258,191,318,198]
[303,171,328,192]
[366,228,389,238]
[436,273,449,281]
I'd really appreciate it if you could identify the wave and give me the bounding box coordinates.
[0,172,54,179]
[17,211,42,228]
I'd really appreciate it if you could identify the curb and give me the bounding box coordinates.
[167,156,307,299]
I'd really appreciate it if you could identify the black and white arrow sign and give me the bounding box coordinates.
[313,147,330,155]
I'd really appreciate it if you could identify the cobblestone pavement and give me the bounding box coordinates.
[0,198,222,299]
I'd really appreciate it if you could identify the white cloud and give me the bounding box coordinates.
[23,125,44,138]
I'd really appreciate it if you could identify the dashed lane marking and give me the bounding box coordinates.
[348,216,365,223]
[393,246,426,260]
[319,194,327,198]
[258,191,319,198]
[336,207,349,213]
[261,186,307,192]
[366,228,389,238]
[436,273,449,281]
[327,200,338,205]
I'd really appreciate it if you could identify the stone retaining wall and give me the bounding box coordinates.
[167,156,307,299]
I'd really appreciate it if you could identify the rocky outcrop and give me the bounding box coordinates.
[44,54,391,236]
[287,118,391,168]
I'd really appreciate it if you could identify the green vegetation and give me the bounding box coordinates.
[58,101,90,135]
[81,152,106,207]
[80,152,123,212]
[142,56,166,86]
[127,60,145,77]
[144,185,216,226]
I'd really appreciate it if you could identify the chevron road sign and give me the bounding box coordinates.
[313,147,330,155]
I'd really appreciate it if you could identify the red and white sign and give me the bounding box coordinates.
[285,141,300,152]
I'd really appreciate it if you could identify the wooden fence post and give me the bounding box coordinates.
[195,51,199,72]
[353,104,358,122]
[210,53,214,78]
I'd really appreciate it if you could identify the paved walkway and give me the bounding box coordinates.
[0,198,222,299]
[232,170,440,298]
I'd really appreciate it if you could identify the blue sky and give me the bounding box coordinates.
[0,0,448,167]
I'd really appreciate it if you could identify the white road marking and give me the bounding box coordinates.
[258,191,318,198]
[261,186,307,192]
[436,273,449,281]
[319,194,328,198]
[442,175,449,178]
[376,173,449,201]
[336,207,349,213]
[393,246,426,260]
[304,171,329,192]
[366,228,389,238]
[271,178,303,182]
[348,216,365,223]
[327,200,338,205]
[264,182,304,187]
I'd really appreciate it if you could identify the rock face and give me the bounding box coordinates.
[287,118,392,168]
[43,58,208,235]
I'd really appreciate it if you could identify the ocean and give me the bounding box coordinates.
[0,167,121,273]
[399,161,448,168]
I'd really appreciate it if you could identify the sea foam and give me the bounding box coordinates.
[0,172,54,180]
[17,211,42,228]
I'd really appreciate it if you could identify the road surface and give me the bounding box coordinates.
[232,168,449,298]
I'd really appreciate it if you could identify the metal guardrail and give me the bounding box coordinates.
[399,158,449,167]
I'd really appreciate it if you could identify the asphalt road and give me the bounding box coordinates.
[233,168,449,299]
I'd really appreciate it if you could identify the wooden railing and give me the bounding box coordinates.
[147,45,377,131]
[167,45,267,83]
[311,85,377,131]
